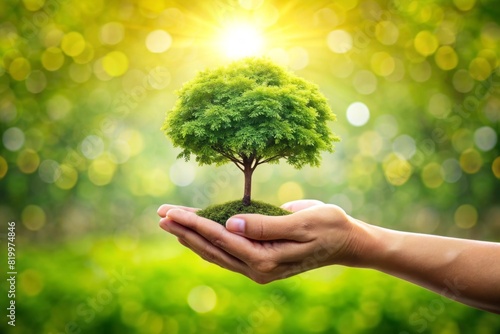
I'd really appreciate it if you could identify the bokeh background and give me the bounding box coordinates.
[1,0,500,333]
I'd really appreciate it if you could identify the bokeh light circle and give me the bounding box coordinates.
[414,31,439,56]
[392,134,416,159]
[61,32,86,57]
[88,156,117,186]
[80,135,104,160]
[0,156,8,179]
[169,160,195,187]
[17,149,40,174]
[421,162,444,188]
[22,205,46,231]
[55,164,79,190]
[459,148,482,174]
[469,57,491,81]
[38,159,61,183]
[453,0,477,11]
[327,30,352,54]
[492,157,500,179]
[9,57,31,81]
[3,127,25,151]
[26,70,47,94]
[474,126,497,151]
[442,158,462,183]
[146,30,172,53]
[102,51,129,77]
[41,47,65,71]
[100,22,125,45]
[454,204,478,229]
[187,286,217,313]
[434,46,458,70]
[375,21,399,45]
[383,153,412,186]
[346,102,370,127]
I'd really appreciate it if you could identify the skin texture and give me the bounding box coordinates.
[158,200,500,314]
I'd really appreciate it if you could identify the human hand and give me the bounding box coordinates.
[157,200,372,283]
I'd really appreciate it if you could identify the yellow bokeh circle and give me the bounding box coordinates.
[468,57,492,81]
[453,0,476,11]
[88,157,117,186]
[459,148,482,174]
[41,47,65,71]
[383,153,412,186]
[55,164,79,190]
[375,21,399,45]
[22,205,46,231]
[421,162,444,188]
[61,32,86,57]
[454,204,477,229]
[414,31,439,57]
[492,157,500,179]
[187,286,217,313]
[17,149,40,174]
[102,51,129,77]
[434,46,458,71]
[0,156,8,179]
[9,57,31,81]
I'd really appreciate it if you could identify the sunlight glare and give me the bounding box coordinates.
[220,24,264,59]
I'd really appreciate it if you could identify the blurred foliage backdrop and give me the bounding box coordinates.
[1,0,500,333]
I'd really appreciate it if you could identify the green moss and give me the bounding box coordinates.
[197,200,291,225]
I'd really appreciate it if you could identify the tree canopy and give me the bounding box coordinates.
[163,57,339,204]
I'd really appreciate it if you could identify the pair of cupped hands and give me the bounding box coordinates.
[157,200,371,284]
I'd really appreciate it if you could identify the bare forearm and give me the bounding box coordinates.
[357,222,500,313]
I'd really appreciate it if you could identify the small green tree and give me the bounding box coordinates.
[163,57,339,206]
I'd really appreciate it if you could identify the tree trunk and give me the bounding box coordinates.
[242,167,253,206]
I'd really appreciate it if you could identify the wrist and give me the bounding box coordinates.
[344,218,399,270]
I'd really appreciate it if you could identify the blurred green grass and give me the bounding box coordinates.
[4,236,500,334]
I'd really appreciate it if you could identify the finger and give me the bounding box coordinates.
[225,213,312,242]
[157,204,199,217]
[280,200,324,212]
[165,209,260,262]
[160,219,248,274]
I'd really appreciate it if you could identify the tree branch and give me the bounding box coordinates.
[211,146,244,166]
[257,154,283,165]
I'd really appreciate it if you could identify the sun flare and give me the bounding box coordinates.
[219,23,264,59]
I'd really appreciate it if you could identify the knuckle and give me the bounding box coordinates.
[210,229,227,248]
[252,260,277,274]
[199,244,217,263]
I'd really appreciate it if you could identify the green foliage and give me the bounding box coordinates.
[197,199,291,225]
[162,57,339,169]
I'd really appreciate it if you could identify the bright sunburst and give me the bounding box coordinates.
[219,23,264,59]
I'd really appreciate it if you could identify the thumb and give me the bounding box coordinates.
[226,214,304,241]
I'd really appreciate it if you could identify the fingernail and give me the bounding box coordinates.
[226,217,245,233]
